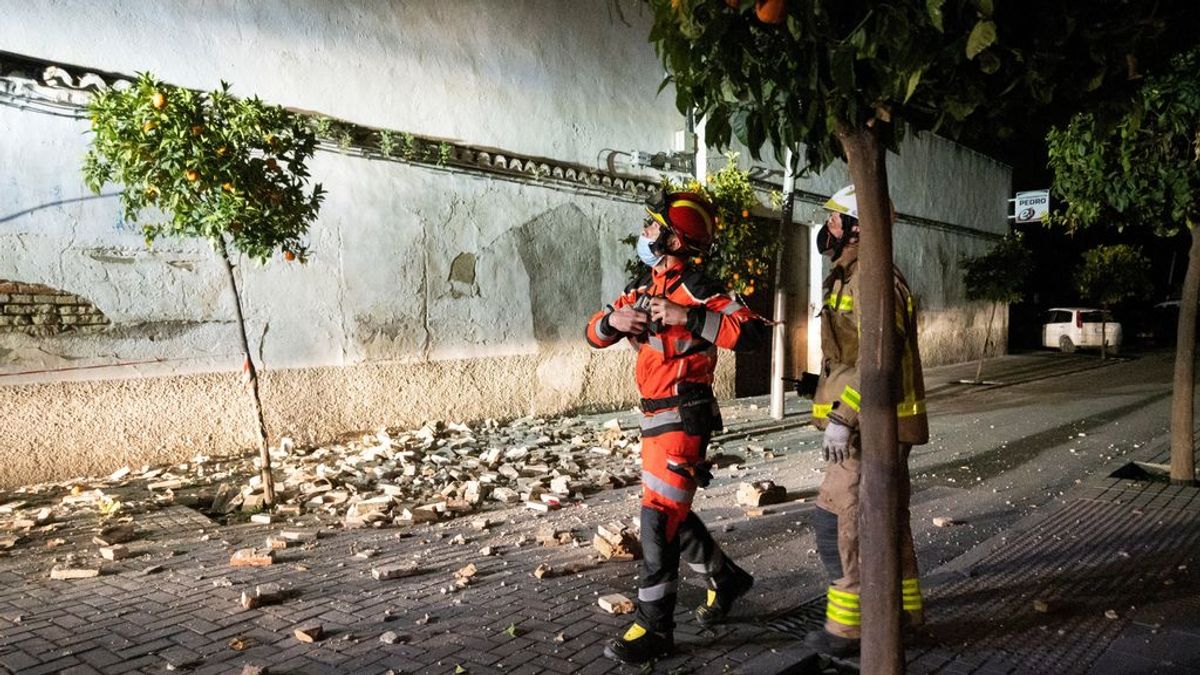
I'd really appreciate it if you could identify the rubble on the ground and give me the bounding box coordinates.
[598,593,634,614]
[293,622,324,643]
[372,563,421,580]
[736,481,788,507]
[230,548,275,567]
[0,416,647,543]
[49,553,100,579]
[593,521,641,561]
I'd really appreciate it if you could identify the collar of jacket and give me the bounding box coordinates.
[651,257,686,280]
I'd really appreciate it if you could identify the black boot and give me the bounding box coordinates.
[804,629,860,657]
[695,561,754,627]
[604,622,674,664]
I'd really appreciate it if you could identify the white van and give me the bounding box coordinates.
[1042,307,1122,353]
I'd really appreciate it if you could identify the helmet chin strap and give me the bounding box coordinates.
[649,227,675,257]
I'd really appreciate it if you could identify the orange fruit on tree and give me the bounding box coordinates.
[741,209,750,218]
[725,0,740,8]
[150,91,166,110]
[755,0,786,24]
[222,182,235,192]
[283,250,296,262]
[185,169,199,182]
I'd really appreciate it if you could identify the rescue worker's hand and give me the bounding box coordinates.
[648,297,689,326]
[822,421,854,464]
[607,306,649,334]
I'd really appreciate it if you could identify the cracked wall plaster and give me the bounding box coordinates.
[0,0,1010,484]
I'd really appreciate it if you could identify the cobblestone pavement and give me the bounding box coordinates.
[0,352,1171,674]
[0,463,822,675]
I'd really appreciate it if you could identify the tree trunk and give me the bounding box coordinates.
[974,301,997,382]
[219,237,277,506]
[1101,316,1108,361]
[1170,226,1200,485]
[839,123,903,673]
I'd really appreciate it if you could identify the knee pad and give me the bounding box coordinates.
[813,507,843,580]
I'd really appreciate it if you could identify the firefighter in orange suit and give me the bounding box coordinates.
[804,185,929,657]
[586,189,766,664]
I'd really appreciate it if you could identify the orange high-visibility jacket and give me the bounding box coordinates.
[585,258,766,401]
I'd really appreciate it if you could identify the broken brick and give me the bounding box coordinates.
[293,623,324,643]
[736,481,788,508]
[598,594,634,614]
[99,544,129,561]
[372,564,421,581]
[50,564,100,580]
[230,548,275,568]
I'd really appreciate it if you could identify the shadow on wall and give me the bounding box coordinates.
[509,203,601,414]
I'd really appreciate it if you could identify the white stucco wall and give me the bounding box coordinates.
[0,0,1010,486]
[0,0,678,168]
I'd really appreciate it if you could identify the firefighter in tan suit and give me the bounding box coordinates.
[804,185,929,657]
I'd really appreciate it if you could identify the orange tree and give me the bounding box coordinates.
[82,73,325,506]
[1075,244,1151,360]
[646,0,1198,667]
[959,231,1031,382]
[1048,49,1200,482]
[624,156,776,297]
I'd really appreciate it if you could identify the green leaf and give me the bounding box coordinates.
[904,69,922,103]
[926,0,945,32]
[977,0,994,18]
[504,623,519,638]
[966,21,997,60]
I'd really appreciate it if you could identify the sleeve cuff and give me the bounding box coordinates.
[596,313,619,340]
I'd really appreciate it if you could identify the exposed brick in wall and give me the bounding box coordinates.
[0,280,109,337]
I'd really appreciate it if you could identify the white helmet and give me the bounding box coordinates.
[823,185,858,219]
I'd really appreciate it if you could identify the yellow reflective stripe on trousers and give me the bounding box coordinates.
[827,587,860,608]
[826,603,862,626]
[897,399,926,417]
[812,403,832,419]
[902,578,923,611]
[824,294,853,311]
[840,386,861,412]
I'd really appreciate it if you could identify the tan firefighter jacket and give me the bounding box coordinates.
[812,246,929,445]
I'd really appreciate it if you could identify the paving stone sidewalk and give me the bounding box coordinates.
[0,352,1142,675]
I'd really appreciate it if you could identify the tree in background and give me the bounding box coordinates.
[645,2,1184,665]
[960,231,1031,382]
[83,73,326,506]
[1075,245,1152,359]
[623,154,778,297]
[1048,48,1200,483]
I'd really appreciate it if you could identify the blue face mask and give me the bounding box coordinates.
[636,235,663,267]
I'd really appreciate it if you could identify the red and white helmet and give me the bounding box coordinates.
[645,189,718,254]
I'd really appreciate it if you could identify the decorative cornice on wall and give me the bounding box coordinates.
[0,50,661,203]
[0,50,1003,236]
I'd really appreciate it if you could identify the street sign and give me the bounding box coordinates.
[1011,190,1050,223]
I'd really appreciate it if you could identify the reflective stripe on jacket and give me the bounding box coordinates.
[812,246,929,445]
